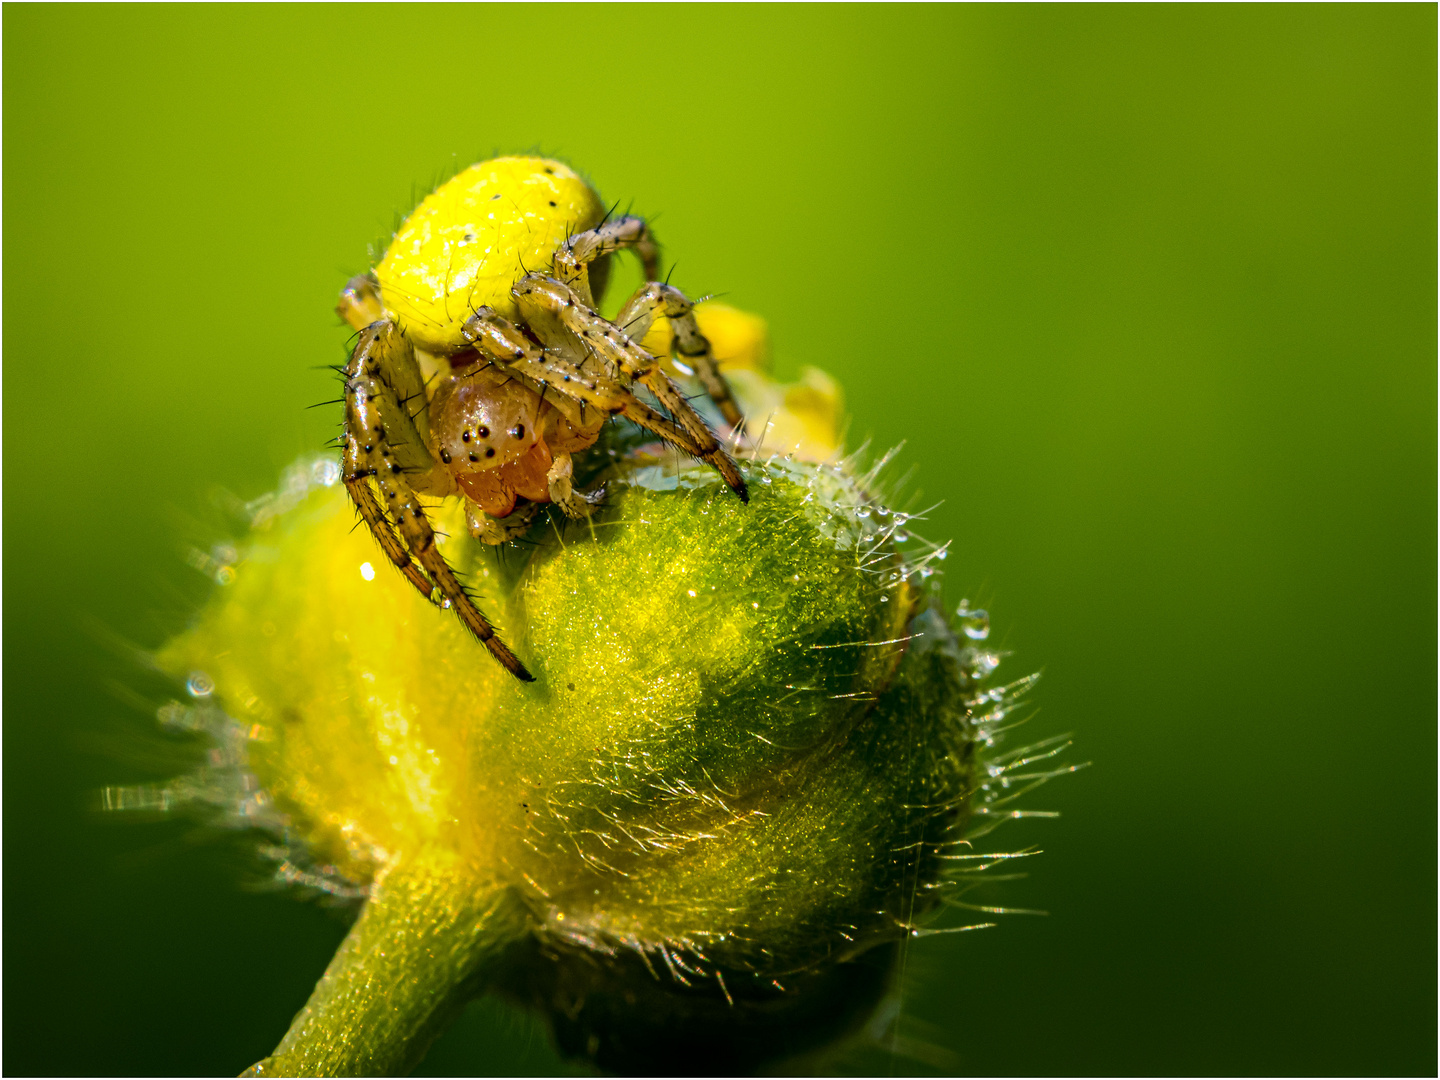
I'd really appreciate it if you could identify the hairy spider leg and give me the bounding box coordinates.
[465,500,545,545]
[342,435,437,602]
[463,308,696,442]
[552,214,661,307]
[343,320,533,681]
[544,449,605,520]
[336,283,439,600]
[462,309,618,431]
[553,217,745,431]
[458,310,609,524]
[460,309,725,506]
[511,276,749,501]
[613,282,745,431]
[337,272,384,330]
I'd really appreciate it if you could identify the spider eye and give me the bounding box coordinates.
[440,449,452,464]
[478,426,490,439]
[511,424,525,440]
[461,431,471,443]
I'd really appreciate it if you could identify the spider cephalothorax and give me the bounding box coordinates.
[336,156,747,681]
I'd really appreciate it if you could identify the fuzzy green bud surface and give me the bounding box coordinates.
[158,445,998,1074]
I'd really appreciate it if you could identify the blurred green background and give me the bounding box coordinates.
[4,4,1434,1075]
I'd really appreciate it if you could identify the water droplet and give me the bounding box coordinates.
[894,530,909,542]
[215,566,236,586]
[957,604,990,641]
[962,649,1001,679]
[186,672,214,698]
[314,458,341,487]
[359,562,376,581]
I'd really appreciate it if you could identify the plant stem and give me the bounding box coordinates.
[244,850,531,1077]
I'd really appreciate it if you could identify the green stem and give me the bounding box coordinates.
[244,851,531,1077]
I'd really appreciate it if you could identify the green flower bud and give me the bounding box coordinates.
[146,431,1045,1074]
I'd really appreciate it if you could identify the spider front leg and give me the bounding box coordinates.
[462,308,725,483]
[342,434,436,602]
[614,283,744,430]
[466,500,544,545]
[343,320,533,682]
[553,217,744,431]
[511,277,749,501]
[552,215,660,307]
[547,451,605,520]
[462,308,620,430]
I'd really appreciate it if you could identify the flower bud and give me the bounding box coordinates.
[152,398,1038,1073]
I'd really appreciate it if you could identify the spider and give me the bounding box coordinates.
[336,156,748,683]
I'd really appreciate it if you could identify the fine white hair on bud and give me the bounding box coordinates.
[107,428,1077,1075]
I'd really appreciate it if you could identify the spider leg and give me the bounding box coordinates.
[336,272,384,332]
[462,309,621,430]
[345,319,438,459]
[372,453,532,681]
[462,309,714,467]
[466,500,545,545]
[552,215,660,306]
[342,433,437,602]
[511,276,749,502]
[609,399,701,453]
[614,283,745,431]
[343,319,532,681]
[546,450,605,520]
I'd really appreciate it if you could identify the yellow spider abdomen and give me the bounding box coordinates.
[376,156,605,352]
